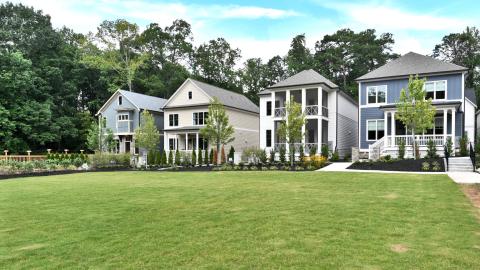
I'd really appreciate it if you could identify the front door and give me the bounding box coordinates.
[125,141,131,153]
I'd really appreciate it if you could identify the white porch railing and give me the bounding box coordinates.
[386,135,453,147]
[274,107,286,117]
[305,105,319,116]
[368,136,385,160]
[273,143,318,154]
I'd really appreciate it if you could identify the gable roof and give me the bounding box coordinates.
[465,88,477,106]
[97,90,167,115]
[184,79,259,113]
[356,52,468,81]
[268,69,338,89]
[118,90,167,112]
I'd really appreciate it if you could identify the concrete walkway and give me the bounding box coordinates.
[319,162,480,183]
[447,172,480,184]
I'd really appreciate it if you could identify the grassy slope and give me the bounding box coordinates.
[0,172,479,269]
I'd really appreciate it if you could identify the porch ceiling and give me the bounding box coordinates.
[379,100,461,111]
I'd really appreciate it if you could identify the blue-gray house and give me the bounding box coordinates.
[356,52,477,159]
[96,90,167,154]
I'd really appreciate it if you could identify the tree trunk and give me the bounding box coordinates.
[290,143,295,168]
[216,142,221,165]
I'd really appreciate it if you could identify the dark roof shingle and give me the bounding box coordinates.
[268,69,338,89]
[356,52,467,81]
[465,88,477,106]
[119,90,167,112]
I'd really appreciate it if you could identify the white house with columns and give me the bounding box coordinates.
[258,69,358,158]
[162,78,259,160]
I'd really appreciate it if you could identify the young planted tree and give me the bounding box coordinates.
[200,98,235,165]
[134,110,160,167]
[396,76,436,159]
[278,99,306,167]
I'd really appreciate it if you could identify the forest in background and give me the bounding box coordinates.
[1,2,479,153]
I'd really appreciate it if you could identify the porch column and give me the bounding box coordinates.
[443,109,447,144]
[318,87,323,117]
[195,133,199,152]
[185,132,188,151]
[384,111,388,147]
[285,90,290,154]
[391,111,396,146]
[318,119,322,154]
[271,91,275,113]
[301,88,306,145]
[452,108,456,151]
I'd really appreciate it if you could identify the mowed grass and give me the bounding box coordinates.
[0,172,479,269]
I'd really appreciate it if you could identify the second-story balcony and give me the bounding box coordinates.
[117,120,133,133]
[272,88,329,118]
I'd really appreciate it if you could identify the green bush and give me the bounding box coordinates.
[260,149,267,164]
[198,149,203,165]
[228,146,235,163]
[432,161,441,171]
[426,139,438,159]
[321,144,329,159]
[90,153,131,169]
[204,150,209,165]
[445,137,453,157]
[330,150,339,162]
[269,149,275,163]
[309,146,316,158]
[192,150,197,166]
[175,150,181,166]
[459,135,468,156]
[279,146,286,164]
[398,140,406,159]
[421,161,430,171]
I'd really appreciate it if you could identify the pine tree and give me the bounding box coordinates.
[192,150,197,166]
[168,150,173,166]
[198,149,203,165]
[204,149,209,165]
[161,150,167,166]
[175,149,180,166]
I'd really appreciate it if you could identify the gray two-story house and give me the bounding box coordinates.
[96,90,167,154]
[357,52,476,159]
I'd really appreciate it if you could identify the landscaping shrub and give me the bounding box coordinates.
[321,144,329,159]
[432,161,441,171]
[90,153,131,169]
[330,150,339,162]
[269,149,275,163]
[426,139,438,159]
[228,146,235,163]
[421,161,430,171]
[241,147,263,164]
[299,145,305,163]
[168,151,173,166]
[309,146,316,158]
[210,149,214,165]
[279,146,286,164]
[198,149,203,165]
[311,155,328,169]
[260,149,267,164]
[191,150,197,166]
[460,135,468,156]
[445,137,453,157]
[175,150,180,166]
[204,150,209,165]
[398,140,406,159]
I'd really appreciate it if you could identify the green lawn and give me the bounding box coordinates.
[0,172,479,269]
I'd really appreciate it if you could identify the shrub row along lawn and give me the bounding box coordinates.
[0,172,479,269]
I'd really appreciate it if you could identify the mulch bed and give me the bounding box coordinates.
[347,158,445,172]
[0,168,133,181]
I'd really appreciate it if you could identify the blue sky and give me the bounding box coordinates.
[6,0,480,61]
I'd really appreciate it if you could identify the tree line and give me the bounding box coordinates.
[1,2,479,153]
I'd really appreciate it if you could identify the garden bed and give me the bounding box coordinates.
[347,158,445,172]
[0,167,134,180]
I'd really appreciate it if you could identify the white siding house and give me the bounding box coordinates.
[258,69,358,159]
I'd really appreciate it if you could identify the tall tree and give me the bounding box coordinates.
[433,26,480,100]
[84,19,146,92]
[134,110,160,166]
[278,99,306,167]
[396,76,436,159]
[200,98,235,165]
[286,34,313,75]
[193,38,241,92]
[314,29,397,97]
[264,55,287,86]
[240,58,268,104]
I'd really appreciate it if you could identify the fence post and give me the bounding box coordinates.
[27,150,32,161]
[64,149,69,155]
[3,150,7,161]
[47,149,51,154]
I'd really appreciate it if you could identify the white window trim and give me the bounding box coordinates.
[366,119,385,141]
[366,85,387,105]
[117,113,129,121]
[192,112,208,126]
[424,80,447,101]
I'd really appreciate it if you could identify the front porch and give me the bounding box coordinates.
[369,105,459,159]
[272,118,329,154]
[165,131,209,152]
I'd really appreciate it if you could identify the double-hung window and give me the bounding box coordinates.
[266,130,272,147]
[367,85,387,104]
[266,101,272,116]
[193,112,208,125]
[169,114,178,126]
[425,80,446,100]
[367,119,385,141]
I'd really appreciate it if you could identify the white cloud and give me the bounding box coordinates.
[214,6,300,19]
[321,1,470,32]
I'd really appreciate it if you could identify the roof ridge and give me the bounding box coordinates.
[189,78,248,99]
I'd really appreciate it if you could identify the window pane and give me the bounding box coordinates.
[377,89,386,103]
[426,91,434,100]
[367,121,376,130]
[377,120,385,131]
[368,130,376,140]
[436,91,445,99]
[425,82,434,92]
[367,87,376,103]
[377,130,385,139]
[436,81,446,91]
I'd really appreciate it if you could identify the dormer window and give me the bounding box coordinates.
[425,80,446,100]
[118,96,123,105]
[188,91,192,99]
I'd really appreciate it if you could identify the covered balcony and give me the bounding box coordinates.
[272,118,328,154]
[272,88,329,118]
